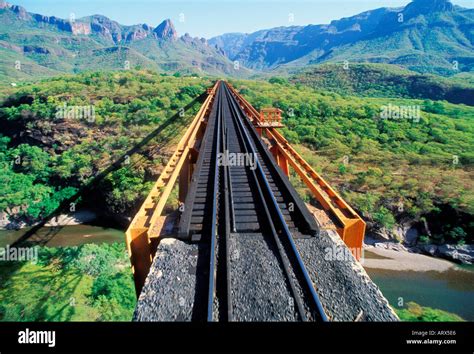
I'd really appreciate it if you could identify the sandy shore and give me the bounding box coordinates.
[0,210,98,230]
[363,245,456,272]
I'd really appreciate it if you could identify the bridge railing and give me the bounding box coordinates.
[125,81,219,294]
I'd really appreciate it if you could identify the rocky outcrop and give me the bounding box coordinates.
[31,14,91,34]
[371,221,420,244]
[71,22,91,35]
[214,44,226,56]
[125,24,152,42]
[366,234,474,265]
[421,244,474,264]
[0,40,22,53]
[0,2,242,78]
[23,45,50,54]
[45,210,97,227]
[10,4,30,20]
[89,15,123,42]
[135,224,398,321]
[153,19,177,40]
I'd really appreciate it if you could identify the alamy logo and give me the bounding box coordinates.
[56,103,96,122]
[217,151,257,171]
[18,329,56,347]
[324,245,364,263]
[380,104,420,122]
[0,245,38,263]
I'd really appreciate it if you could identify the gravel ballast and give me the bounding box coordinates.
[133,238,208,321]
[295,230,398,321]
[134,229,398,321]
[229,233,298,321]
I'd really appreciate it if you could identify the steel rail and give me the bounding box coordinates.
[207,82,223,321]
[220,93,233,322]
[222,84,308,321]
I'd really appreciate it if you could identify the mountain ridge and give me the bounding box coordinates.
[0,0,247,82]
[209,0,474,75]
[1,0,473,82]
[0,0,181,43]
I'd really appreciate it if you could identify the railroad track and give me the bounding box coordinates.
[179,81,328,322]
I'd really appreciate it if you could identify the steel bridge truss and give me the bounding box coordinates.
[126,81,365,295]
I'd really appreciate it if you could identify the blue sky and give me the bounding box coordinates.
[9,0,474,38]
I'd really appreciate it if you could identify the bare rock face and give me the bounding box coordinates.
[125,24,153,42]
[23,45,50,54]
[71,22,91,35]
[0,40,22,53]
[31,14,91,35]
[9,4,31,20]
[153,19,177,40]
[0,0,10,10]
[90,15,123,42]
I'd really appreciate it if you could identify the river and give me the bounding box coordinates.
[364,251,474,321]
[0,224,124,248]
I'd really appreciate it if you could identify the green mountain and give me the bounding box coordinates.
[288,63,474,105]
[210,0,474,76]
[0,1,249,83]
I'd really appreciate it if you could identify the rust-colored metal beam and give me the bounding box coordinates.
[125,81,219,295]
[267,128,366,258]
[226,83,365,260]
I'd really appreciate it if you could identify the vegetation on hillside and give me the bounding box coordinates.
[0,4,246,83]
[1,67,473,245]
[0,70,212,223]
[231,78,474,244]
[288,63,474,106]
[0,242,135,321]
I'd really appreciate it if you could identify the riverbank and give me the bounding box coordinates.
[363,234,474,270]
[0,224,125,248]
[0,210,99,230]
[0,209,130,231]
[363,244,456,272]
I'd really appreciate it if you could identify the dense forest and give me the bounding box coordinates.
[0,70,211,321]
[0,242,135,321]
[0,71,212,225]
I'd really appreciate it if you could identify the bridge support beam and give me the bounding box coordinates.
[127,228,152,296]
[270,144,289,177]
[179,152,191,204]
